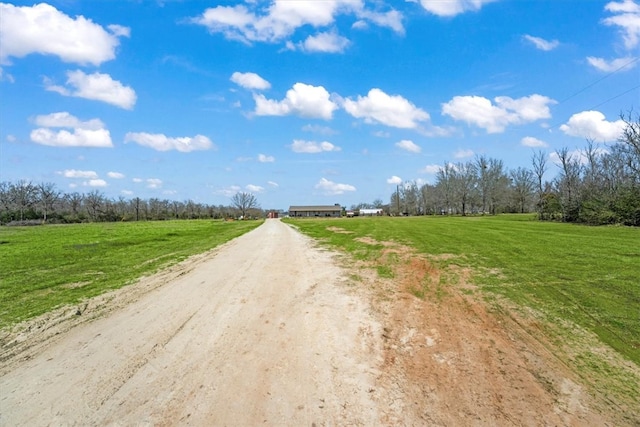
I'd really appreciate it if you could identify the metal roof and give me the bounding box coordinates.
[288,205,342,211]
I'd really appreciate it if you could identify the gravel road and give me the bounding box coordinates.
[0,219,385,426]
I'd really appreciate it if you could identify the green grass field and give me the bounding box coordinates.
[0,220,262,328]
[284,215,640,366]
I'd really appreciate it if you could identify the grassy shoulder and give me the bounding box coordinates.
[0,219,262,328]
[283,215,640,366]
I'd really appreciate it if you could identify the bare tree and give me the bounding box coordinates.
[231,192,259,219]
[37,182,60,222]
[12,180,37,221]
[436,163,455,214]
[555,148,583,222]
[618,111,640,178]
[84,190,105,222]
[510,167,535,213]
[451,161,477,216]
[532,150,548,219]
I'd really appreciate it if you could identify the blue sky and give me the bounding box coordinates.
[1,0,638,210]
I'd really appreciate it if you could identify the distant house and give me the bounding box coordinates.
[288,204,342,217]
[360,208,384,216]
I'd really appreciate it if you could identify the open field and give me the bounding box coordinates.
[1,218,638,424]
[0,220,262,328]
[284,214,640,364]
[283,214,640,421]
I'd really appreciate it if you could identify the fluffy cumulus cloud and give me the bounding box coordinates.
[59,169,99,179]
[258,153,275,162]
[386,175,402,184]
[290,140,341,153]
[315,177,356,195]
[417,0,497,17]
[230,71,271,90]
[254,83,338,119]
[86,179,108,188]
[343,88,430,129]
[395,139,421,153]
[559,110,626,141]
[0,3,128,66]
[521,136,548,147]
[191,1,403,46]
[30,112,113,148]
[442,94,555,133]
[45,70,136,110]
[124,132,215,152]
[107,171,125,179]
[523,35,560,51]
[588,1,640,72]
[292,31,351,53]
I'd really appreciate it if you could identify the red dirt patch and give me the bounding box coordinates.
[351,249,632,425]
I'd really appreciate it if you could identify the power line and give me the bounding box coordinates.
[555,56,640,107]
[587,84,640,111]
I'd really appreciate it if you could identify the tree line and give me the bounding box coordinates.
[386,113,639,226]
[0,182,263,225]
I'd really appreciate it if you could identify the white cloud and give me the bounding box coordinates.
[59,169,99,179]
[146,178,163,189]
[417,0,497,17]
[559,110,625,141]
[230,71,271,90]
[442,94,555,133]
[217,185,243,197]
[357,9,404,34]
[523,35,560,51]
[268,181,279,187]
[296,31,351,53]
[586,1,640,73]
[290,140,341,153]
[521,136,548,147]
[386,175,403,184]
[107,171,125,179]
[34,111,104,130]
[454,149,474,159]
[315,177,356,195]
[586,56,637,72]
[343,88,430,129]
[85,179,107,188]
[0,3,128,66]
[30,112,113,148]
[124,132,215,152]
[395,139,422,153]
[258,153,275,162]
[246,184,264,193]
[603,0,640,49]
[191,1,403,45]
[420,164,443,174]
[254,82,337,119]
[45,70,136,110]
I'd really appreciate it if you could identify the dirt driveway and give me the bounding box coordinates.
[0,219,633,425]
